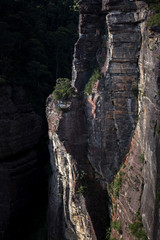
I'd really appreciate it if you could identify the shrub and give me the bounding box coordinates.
[111,220,122,234]
[80,170,87,180]
[138,153,145,164]
[110,167,125,199]
[148,1,160,27]
[84,69,102,95]
[129,221,148,240]
[77,185,87,194]
[129,211,148,239]
[105,227,111,240]
[110,176,122,199]
[53,78,74,101]
[148,13,160,27]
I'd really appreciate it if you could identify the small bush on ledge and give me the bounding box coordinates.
[77,185,87,194]
[138,153,145,164]
[110,165,125,199]
[84,69,102,95]
[53,78,74,101]
[111,220,122,234]
[129,212,148,240]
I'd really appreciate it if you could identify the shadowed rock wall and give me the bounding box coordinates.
[0,85,42,240]
[47,0,160,239]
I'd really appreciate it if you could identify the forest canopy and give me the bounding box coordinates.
[0,0,78,113]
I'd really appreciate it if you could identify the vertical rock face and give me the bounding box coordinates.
[111,11,160,239]
[72,0,104,92]
[46,96,108,240]
[84,1,143,182]
[47,0,160,240]
[0,85,42,239]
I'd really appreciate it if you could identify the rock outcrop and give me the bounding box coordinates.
[0,85,42,240]
[110,6,160,239]
[46,95,109,240]
[46,1,160,239]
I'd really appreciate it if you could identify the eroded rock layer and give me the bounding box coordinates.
[47,95,108,240]
[110,9,160,239]
[47,1,160,240]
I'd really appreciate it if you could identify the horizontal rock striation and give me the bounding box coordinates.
[46,0,160,240]
[111,11,160,239]
[0,85,42,240]
[85,1,142,183]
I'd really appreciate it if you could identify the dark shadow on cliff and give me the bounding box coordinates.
[1,136,50,240]
[57,96,110,240]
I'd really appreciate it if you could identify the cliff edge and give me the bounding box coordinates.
[46,1,160,239]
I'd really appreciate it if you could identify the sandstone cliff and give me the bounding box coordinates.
[46,1,160,239]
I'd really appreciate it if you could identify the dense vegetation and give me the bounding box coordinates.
[129,212,148,240]
[84,69,102,95]
[110,164,125,199]
[52,78,74,101]
[148,0,160,27]
[111,220,122,234]
[0,0,78,114]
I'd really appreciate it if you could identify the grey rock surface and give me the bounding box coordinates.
[46,0,160,239]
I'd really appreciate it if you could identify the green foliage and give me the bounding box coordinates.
[80,170,87,180]
[84,69,102,95]
[148,1,160,27]
[138,153,145,164]
[148,13,160,27]
[110,167,125,199]
[110,177,122,199]
[129,214,148,240]
[77,185,87,194]
[156,124,160,134]
[132,84,139,98]
[73,0,79,11]
[105,227,111,240]
[111,220,122,234]
[52,78,74,101]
